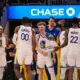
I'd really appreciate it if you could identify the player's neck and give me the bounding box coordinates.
[40,31,46,36]
[48,25,54,30]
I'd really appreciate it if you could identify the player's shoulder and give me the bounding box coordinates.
[69,27,78,32]
[69,27,74,30]
[18,25,23,31]
[60,30,66,36]
[19,25,32,31]
[36,33,41,39]
[36,33,40,37]
[19,25,30,29]
[32,28,36,32]
[65,28,69,32]
[76,27,80,30]
[54,27,60,32]
[54,27,61,36]
[13,33,18,37]
[55,27,60,31]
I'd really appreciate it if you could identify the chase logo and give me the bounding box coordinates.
[31,7,75,17]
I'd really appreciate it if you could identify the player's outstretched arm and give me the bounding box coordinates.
[60,29,68,48]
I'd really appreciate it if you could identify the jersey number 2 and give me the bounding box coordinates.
[70,36,78,43]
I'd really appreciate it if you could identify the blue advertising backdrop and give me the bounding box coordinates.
[8,5,80,19]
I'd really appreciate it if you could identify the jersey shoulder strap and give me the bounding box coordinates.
[37,34,40,41]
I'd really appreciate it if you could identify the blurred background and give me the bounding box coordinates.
[0,0,80,38]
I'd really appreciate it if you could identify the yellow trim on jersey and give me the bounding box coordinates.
[76,69,79,80]
[23,62,28,80]
[43,69,48,80]
[14,44,28,79]
[56,49,61,80]
[14,46,18,64]
[56,36,61,80]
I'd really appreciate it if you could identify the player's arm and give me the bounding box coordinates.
[12,26,20,45]
[32,29,38,62]
[9,52,15,57]
[14,26,20,34]
[32,28,36,52]
[12,33,18,45]
[5,34,8,48]
[8,44,15,57]
[54,29,69,51]
[35,34,43,53]
[51,40,57,63]
[60,29,68,48]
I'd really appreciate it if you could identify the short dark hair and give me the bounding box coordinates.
[48,16,55,21]
[37,22,46,27]
[21,17,30,24]
[72,17,79,24]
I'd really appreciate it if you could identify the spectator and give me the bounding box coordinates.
[2,39,17,80]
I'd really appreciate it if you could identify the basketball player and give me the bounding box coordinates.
[54,18,80,80]
[36,22,57,80]
[58,19,69,80]
[0,26,7,80]
[14,17,36,80]
[46,17,60,77]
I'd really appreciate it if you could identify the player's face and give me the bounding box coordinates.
[0,28,3,35]
[48,18,55,27]
[38,25,45,33]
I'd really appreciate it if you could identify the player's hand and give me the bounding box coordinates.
[9,52,15,57]
[54,46,60,52]
[33,52,37,62]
